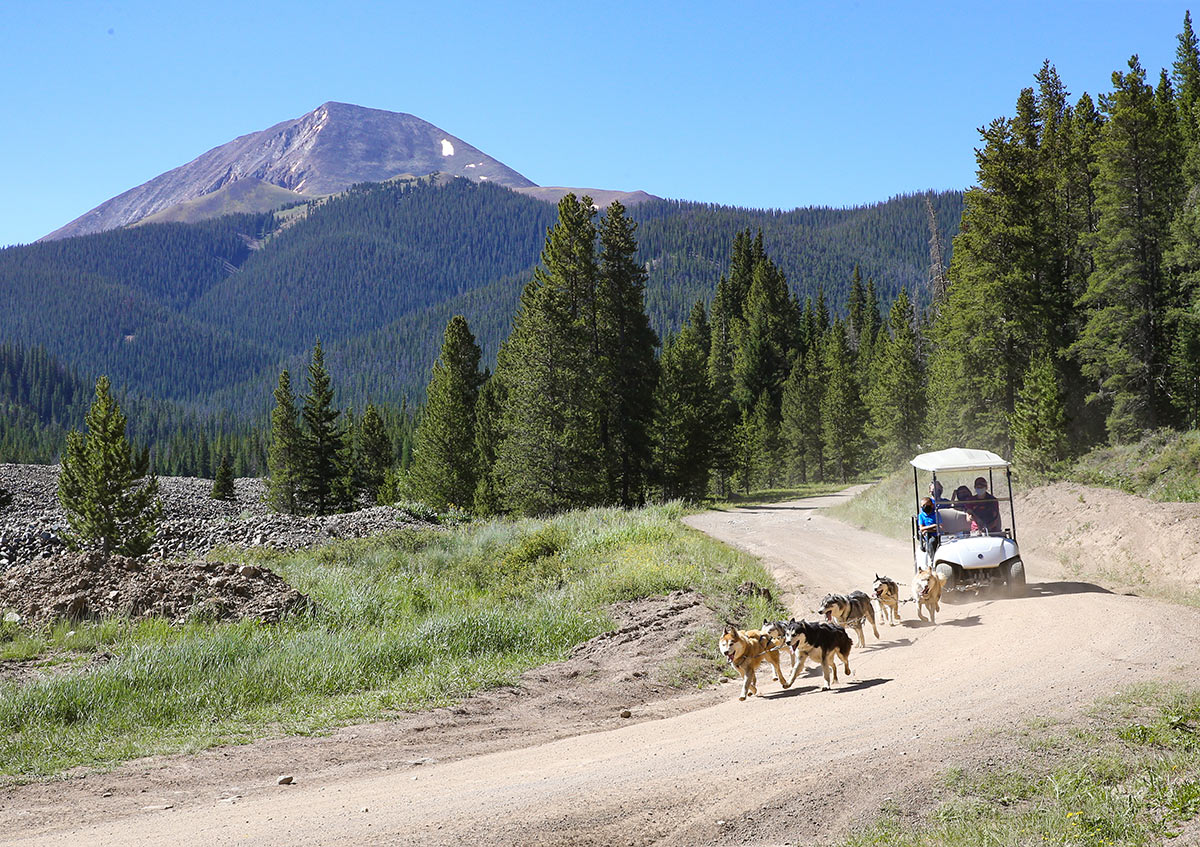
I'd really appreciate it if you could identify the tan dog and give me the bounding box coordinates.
[719,624,792,700]
[872,574,901,625]
[911,567,946,623]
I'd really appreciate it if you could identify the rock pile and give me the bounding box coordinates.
[0,551,311,626]
[0,464,432,567]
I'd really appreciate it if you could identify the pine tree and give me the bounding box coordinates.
[357,403,392,504]
[866,289,926,469]
[472,375,506,515]
[651,317,715,500]
[780,357,815,483]
[1011,354,1069,472]
[58,375,161,557]
[1075,56,1179,442]
[210,452,235,500]
[266,370,302,514]
[820,323,867,482]
[297,342,349,515]
[495,194,606,515]
[410,315,484,510]
[597,200,659,507]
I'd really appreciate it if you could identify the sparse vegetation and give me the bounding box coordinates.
[0,502,782,779]
[841,684,1200,846]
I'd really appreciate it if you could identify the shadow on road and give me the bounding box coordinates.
[834,677,890,693]
[762,684,822,699]
[939,614,983,627]
[1030,580,1112,597]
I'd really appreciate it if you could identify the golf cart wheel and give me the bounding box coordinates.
[1007,560,1027,597]
[934,562,956,591]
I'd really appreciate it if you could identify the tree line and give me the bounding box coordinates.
[396,196,928,515]
[930,12,1200,467]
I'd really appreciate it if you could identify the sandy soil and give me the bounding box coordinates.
[7,485,1200,846]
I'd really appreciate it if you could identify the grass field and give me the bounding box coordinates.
[842,684,1200,846]
[0,502,785,780]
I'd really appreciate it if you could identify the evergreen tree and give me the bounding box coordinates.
[651,318,715,500]
[495,194,606,514]
[820,322,867,482]
[847,265,867,348]
[357,403,392,504]
[210,452,235,501]
[266,370,302,514]
[780,355,820,483]
[867,289,926,469]
[1012,354,1070,472]
[58,376,161,556]
[410,315,484,510]
[597,200,660,506]
[472,375,506,515]
[1075,56,1179,441]
[732,257,791,411]
[297,342,349,515]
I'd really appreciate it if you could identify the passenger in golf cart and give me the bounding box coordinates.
[909,448,1026,594]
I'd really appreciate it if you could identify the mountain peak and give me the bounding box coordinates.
[43,104,537,240]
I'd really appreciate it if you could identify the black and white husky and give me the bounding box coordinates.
[779,619,853,689]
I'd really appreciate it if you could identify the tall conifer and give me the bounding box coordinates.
[495,194,606,514]
[410,315,484,510]
[298,342,349,515]
[266,370,301,514]
[597,200,659,506]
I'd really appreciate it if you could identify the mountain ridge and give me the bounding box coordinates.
[42,102,538,240]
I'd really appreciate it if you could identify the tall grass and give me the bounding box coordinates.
[1068,428,1200,502]
[825,469,914,540]
[0,502,782,779]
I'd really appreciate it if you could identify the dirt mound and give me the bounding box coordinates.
[0,551,311,627]
[1017,482,1200,595]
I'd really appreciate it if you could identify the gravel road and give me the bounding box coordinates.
[9,486,1200,846]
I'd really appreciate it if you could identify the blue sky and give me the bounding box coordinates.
[1,1,1192,245]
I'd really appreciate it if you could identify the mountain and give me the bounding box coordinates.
[1,175,963,420]
[42,102,538,240]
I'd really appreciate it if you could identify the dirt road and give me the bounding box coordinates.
[10,488,1200,846]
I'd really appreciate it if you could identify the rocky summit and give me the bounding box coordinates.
[43,101,537,240]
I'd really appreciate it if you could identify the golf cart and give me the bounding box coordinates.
[910,448,1026,596]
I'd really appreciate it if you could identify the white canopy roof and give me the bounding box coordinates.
[910,448,1010,473]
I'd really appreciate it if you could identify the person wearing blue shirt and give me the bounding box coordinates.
[916,495,940,567]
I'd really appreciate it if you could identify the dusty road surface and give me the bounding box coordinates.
[9,487,1200,846]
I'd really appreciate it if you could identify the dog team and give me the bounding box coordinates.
[718,568,945,700]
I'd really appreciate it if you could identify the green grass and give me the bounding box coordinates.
[842,684,1200,846]
[825,468,914,540]
[0,502,783,779]
[712,480,849,508]
[1067,428,1200,502]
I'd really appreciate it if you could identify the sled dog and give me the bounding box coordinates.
[911,567,946,623]
[780,619,853,690]
[819,590,880,647]
[872,574,901,626]
[719,624,792,701]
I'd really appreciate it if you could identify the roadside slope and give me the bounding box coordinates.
[10,488,1200,846]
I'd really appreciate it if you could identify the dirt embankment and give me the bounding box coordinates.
[1017,481,1200,597]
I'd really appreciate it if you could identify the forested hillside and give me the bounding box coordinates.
[1,171,961,468]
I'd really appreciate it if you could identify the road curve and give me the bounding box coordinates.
[13,488,1200,846]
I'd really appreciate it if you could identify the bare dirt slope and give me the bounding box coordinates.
[9,487,1200,846]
